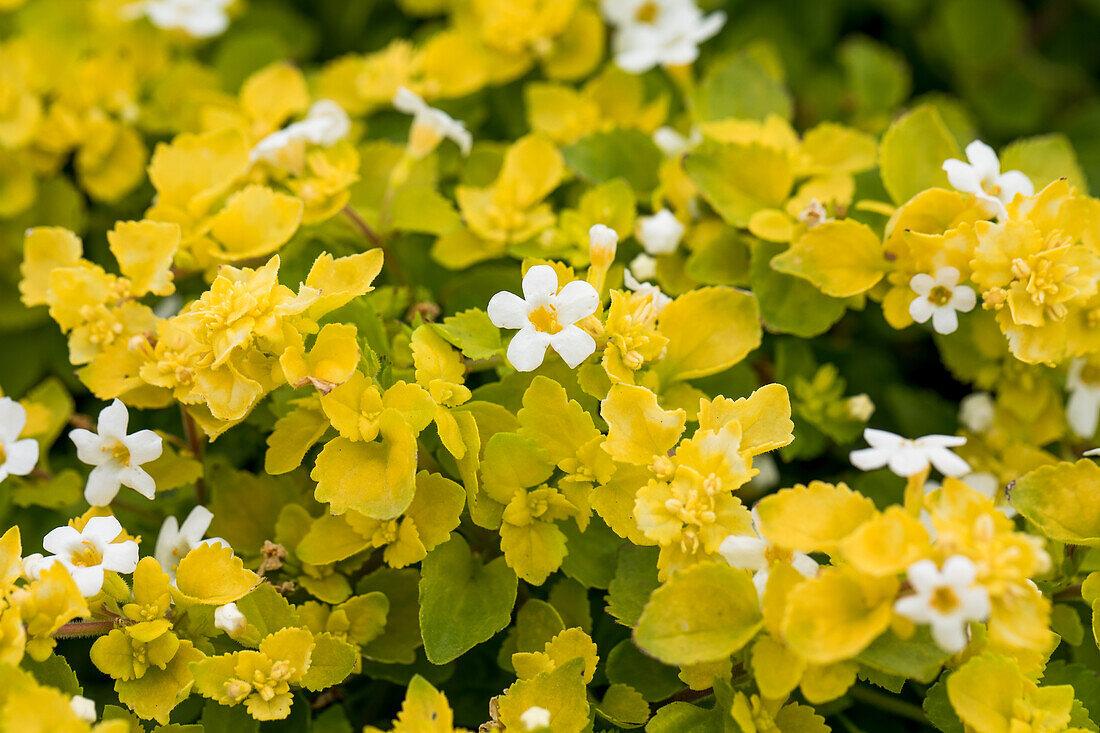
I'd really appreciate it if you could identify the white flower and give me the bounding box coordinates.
[487,265,600,372]
[845,394,875,422]
[958,392,995,433]
[38,515,140,596]
[635,208,685,255]
[652,125,701,157]
[214,602,247,636]
[942,140,1034,219]
[623,268,673,313]
[520,706,552,731]
[629,253,658,281]
[719,512,817,599]
[393,86,472,157]
[894,556,990,653]
[602,0,726,73]
[589,224,618,270]
[908,267,976,335]
[69,400,163,506]
[155,505,228,580]
[70,695,96,723]
[1066,358,1100,439]
[849,428,970,478]
[251,100,352,164]
[136,0,233,38]
[797,199,832,228]
[0,396,39,484]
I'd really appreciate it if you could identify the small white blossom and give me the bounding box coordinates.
[589,224,619,270]
[393,86,472,157]
[487,265,600,373]
[845,394,875,422]
[36,515,139,596]
[130,0,233,38]
[623,268,673,313]
[894,556,990,653]
[70,695,96,723]
[635,208,685,255]
[520,706,552,731]
[251,100,352,164]
[652,125,701,157]
[719,510,817,599]
[0,396,39,484]
[942,140,1033,219]
[214,602,248,636]
[849,428,970,478]
[908,267,976,335]
[1066,358,1100,439]
[155,505,228,580]
[602,0,726,73]
[958,392,995,433]
[797,199,832,228]
[629,253,658,282]
[70,400,163,506]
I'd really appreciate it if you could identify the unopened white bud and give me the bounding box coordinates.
[214,602,247,636]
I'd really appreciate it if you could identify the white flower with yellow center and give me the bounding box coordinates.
[214,602,247,636]
[131,0,233,38]
[35,515,139,596]
[894,555,990,653]
[719,522,817,600]
[251,100,352,164]
[70,400,162,506]
[635,208,685,256]
[602,0,726,73]
[520,706,552,731]
[393,87,472,159]
[849,428,969,478]
[488,265,600,372]
[942,140,1033,219]
[0,396,38,484]
[154,505,229,580]
[1066,358,1100,439]
[908,267,976,335]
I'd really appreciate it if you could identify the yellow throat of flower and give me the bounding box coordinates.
[929,585,961,614]
[528,304,563,335]
[105,440,132,467]
[70,540,103,568]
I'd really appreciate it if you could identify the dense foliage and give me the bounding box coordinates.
[7,0,1100,732]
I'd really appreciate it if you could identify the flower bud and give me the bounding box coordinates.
[588,224,618,270]
[214,602,247,637]
[845,394,875,422]
[70,695,96,723]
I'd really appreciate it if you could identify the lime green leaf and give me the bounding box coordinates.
[879,105,960,205]
[770,220,887,298]
[685,141,793,227]
[1001,134,1088,193]
[389,186,462,235]
[656,287,762,383]
[265,400,330,475]
[562,129,662,195]
[1011,460,1100,546]
[694,54,792,122]
[606,640,682,702]
[358,567,422,664]
[606,545,660,628]
[856,627,950,684]
[593,683,650,728]
[431,309,503,361]
[300,632,357,692]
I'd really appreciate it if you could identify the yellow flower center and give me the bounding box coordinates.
[980,179,1002,197]
[528,304,563,335]
[929,586,961,614]
[70,540,103,568]
[635,1,659,23]
[928,285,953,307]
[371,520,400,546]
[0,444,6,465]
[104,440,131,466]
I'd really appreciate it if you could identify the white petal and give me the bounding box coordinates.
[940,555,977,587]
[120,467,156,500]
[97,400,131,441]
[84,464,123,507]
[154,516,180,571]
[392,86,427,115]
[3,438,38,476]
[894,594,933,624]
[548,325,597,369]
[791,553,819,578]
[0,397,27,443]
[70,565,106,597]
[930,617,969,653]
[915,434,967,448]
[84,515,123,544]
[42,526,82,556]
[124,429,162,465]
[863,428,904,448]
[962,472,999,499]
[717,535,769,571]
[909,273,936,296]
[693,10,727,42]
[930,306,959,334]
[942,159,981,194]
[934,267,960,287]
[909,296,935,324]
[752,569,769,601]
[927,447,970,477]
[849,446,889,472]
[180,505,215,544]
[553,281,600,324]
[70,428,106,466]
[906,559,941,591]
[101,540,139,574]
[522,265,559,303]
[959,587,990,621]
[1067,388,1100,438]
[949,285,976,312]
[887,447,930,477]
[487,291,530,330]
[965,140,1001,179]
[997,170,1034,202]
[506,327,551,372]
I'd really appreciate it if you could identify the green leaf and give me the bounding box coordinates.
[606,545,660,628]
[839,37,911,116]
[606,640,682,702]
[22,654,81,695]
[418,533,518,664]
[1043,661,1100,727]
[208,461,301,551]
[1011,460,1100,546]
[201,700,260,733]
[300,632,357,691]
[560,518,623,590]
[694,54,792,122]
[593,683,650,728]
[235,583,300,639]
[514,599,567,654]
[878,105,961,204]
[562,129,662,195]
[1000,134,1088,193]
[265,401,330,476]
[751,241,849,337]
[357,567,422,664]
[923,678,965,733]
[856,627,950,683]
[646,701,724,733]
[655,286,762,383]
[685,141,793,227]
[389,186,462,235]
[634,563,764,666]
[431,309,503,360]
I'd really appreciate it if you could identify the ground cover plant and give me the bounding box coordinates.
[6,0,1100,731]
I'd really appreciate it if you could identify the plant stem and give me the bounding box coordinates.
[53,619,118,639]
[181,406,207,505]
[342,205,408,288]
[848,685,927,724]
